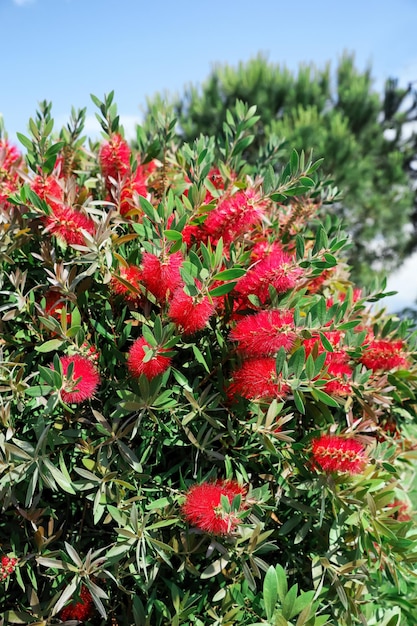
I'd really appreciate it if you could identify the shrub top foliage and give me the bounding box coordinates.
[144,54,417,285]
[1,93,417,625]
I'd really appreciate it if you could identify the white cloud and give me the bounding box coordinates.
[13,0,36,6]
[385,250,417,312]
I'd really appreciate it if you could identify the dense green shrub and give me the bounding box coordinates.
[1,93,417,625]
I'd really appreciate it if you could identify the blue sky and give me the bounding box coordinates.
[2,0,417,140]
[1,0,417,309]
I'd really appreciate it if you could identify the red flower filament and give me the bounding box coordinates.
[203,188,267,244]
[311,434,366,474]
[58,585,95,622]
[110,264,143,302]
[57,355,100,404]
[228,357,290,401]
[99,133,131,183]
[44,205,95,246]
[141,251,183,303]
[360,338,408,371]
[235,243,302,303]
[183,479,246,535]
[230,309,296,357]
[168,287,215,334]
[127,337,172,380]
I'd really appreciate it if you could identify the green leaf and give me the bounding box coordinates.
[275,564,288,604]
[231,135,255,156]
[209,282,237,296]
[16,132,33,151]
[290,149,299,175]
[212,268,246,281]
[192,345,210,373]
[310,387,341,407]
[282,584,298,620]
[164,229,183,241]
[263,565,278,621]
[35,339,64,353]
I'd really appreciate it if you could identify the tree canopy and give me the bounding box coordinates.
[144,54,417,286]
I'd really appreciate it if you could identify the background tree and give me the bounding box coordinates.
[144,54,417,287]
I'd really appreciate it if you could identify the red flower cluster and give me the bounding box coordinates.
[110,264,143,303]
[230,309,296,357]
[203,188,267,245]
[127,337,172,380]
[234,243,302,304]
[168,286,215,335]
[311,434,366,474]
[99,133,155,215]
[31,174,63,211]
[99,133,131,181]
[141,251,183,303]
[43,290,71,322]
[228,357,289,401]
[182,479,246,535]
[57,355,100,404]
[44,205,95,246]
[0,555,18,580]
[360,337,408,371]
[0,140,22,206]
[303,330,353,396]
[58,585,94,622]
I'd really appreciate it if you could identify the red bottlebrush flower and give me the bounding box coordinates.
[43,290,69,319]
[0,140,21,171]
[58,585,95,622]
[119,163,152,215]
[306,269,334,293]
[228,358,290,401]
[303,331,347,365]
[110,264,143,303]
[31,174,63,211]
[127,337,172,380]
[44,205,95,246]
[0,140,22,205]
[203,188,267,244]
[56,355,100,404]
[234,243,302,304]
[230,309,296,357]
[360,338,408,371]
[141,251,183,303]
[99,133,131,183]
[0,555,18,580]
[311,434,366,474]
[204,167,227,202]
[181,223,207,248]
[182,479,246,535]
[387,499,412,522]
[168,287,215,334]
[324,359,353,396]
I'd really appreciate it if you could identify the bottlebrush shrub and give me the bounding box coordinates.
[1,93,417,626]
